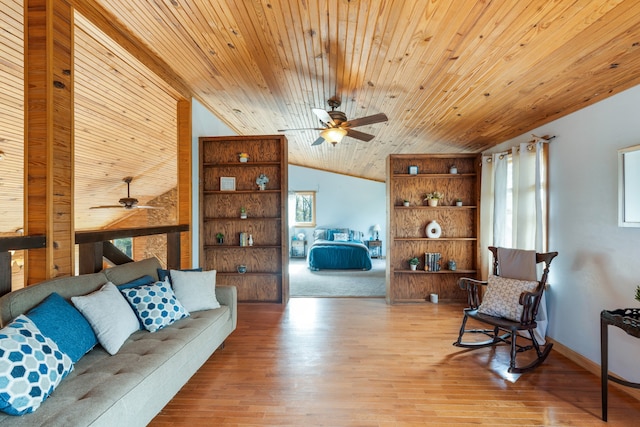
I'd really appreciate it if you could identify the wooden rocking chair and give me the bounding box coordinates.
[453,246,558,373]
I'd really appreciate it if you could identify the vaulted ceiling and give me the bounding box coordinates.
[92,0,640,179]
[2,0,640,234]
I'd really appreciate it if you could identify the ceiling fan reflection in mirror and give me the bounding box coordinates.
[90,176,161,210]
[278,97,388,146]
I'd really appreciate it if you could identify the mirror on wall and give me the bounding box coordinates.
[618,144,640,227]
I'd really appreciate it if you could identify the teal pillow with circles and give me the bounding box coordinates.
[0,315,74,415]
[121,281,190,332]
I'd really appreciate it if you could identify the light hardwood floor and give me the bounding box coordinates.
[150,298,639,426]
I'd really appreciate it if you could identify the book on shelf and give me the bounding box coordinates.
[424,252,441,271]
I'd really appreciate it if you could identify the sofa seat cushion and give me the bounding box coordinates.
[0,306,231,426]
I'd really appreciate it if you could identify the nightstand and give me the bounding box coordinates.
[290,240,306,258]
[365,240,382,258]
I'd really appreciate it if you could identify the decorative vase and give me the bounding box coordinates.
[403,201,410,207]
[258,183,266,191]
[456,200,463,207]
[448,260,457,271]
[425,220,442,238]
[236,265,247,274]
[428,199,438,207]
[449,166,457,174]
[410,264,417,271]
[217,237,224,244]
[240,212,247,219]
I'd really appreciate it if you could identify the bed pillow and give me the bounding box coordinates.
[333,232,349,242]
[313,229,327,241]
[478,275,539,321]
[0,315,73,415]
[26,292,97,363]
[170,269,220,312]
[121,281,190,332]
[157,268,202,284]
[71,282,140,355]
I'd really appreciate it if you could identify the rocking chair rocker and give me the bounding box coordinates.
[453,246,558,373]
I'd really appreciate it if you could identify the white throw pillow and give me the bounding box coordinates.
[333,232,349,242]
[71,282,140,355]
[170,269,221,312]
[477,275,539,321]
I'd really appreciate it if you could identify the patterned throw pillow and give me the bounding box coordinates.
[333,232,349,242]
[477,275,539,321]
[121,281,190,332]
[0,315,73,415]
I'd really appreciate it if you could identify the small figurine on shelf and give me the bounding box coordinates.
[449,164,458,174]
[256,173,269,190]
[248,234,254,246]
[240,207,247,219]
[238,152,249,163]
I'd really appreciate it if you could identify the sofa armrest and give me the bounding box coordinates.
[215,285,237,331]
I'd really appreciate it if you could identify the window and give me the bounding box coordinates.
[113,237,133,258]
[293,191,316,227]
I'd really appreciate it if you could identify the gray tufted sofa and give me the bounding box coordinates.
[0,257,237,427]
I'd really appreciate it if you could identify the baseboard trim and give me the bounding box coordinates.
[548,337,640,401]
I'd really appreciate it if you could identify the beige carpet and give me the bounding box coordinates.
[288,258,386,297]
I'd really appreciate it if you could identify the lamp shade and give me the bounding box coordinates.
[372,224,381,232]
[319,127,347,145]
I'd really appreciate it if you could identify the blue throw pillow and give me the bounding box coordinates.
[26,292,97,363]
[157,268,202,284]
[0,315,74,415]
[116,275,156,291]
[121,281,190,332]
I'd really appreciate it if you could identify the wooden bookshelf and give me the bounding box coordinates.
[386,154,481,303]
[199,135,288,303]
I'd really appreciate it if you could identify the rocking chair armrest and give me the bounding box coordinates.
[458,277,487,310]
[518,289,542,325]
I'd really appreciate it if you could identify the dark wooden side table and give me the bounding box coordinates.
[600,308,640,421]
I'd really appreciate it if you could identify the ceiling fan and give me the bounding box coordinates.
[90,176,160,210]
[278,97,388,146]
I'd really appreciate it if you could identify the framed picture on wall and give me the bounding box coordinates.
[220,177,236,191]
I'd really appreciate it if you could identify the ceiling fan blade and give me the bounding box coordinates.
[311,136,325,146]
[312,108,335,126]
[277,127,325,132]
[342,113,388,128]
[90,205,124,209]
[346,129,375,142]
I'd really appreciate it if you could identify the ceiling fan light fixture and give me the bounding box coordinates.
[320,127,347,145]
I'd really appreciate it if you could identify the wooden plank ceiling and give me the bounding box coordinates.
[91,0,640,176]
[2,0,640,235]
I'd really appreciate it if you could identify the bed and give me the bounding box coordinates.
[307,228,372,271]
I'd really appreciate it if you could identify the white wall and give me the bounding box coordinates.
[485,84,640,382]
[288,165,387,254]
[191,98,236,266]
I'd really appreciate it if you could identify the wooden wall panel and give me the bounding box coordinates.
[25,0,74,284]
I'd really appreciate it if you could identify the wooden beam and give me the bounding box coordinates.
[69,0,191,100]
[24,0,75,285]
[177,99,192,268]
[75,224,189,244]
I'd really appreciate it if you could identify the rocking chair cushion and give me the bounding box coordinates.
[478,275,538,321]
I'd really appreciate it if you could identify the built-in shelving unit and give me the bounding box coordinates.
[199,135,288,303]
[386,154,481,303]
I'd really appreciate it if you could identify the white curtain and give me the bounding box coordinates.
[480,140,548,342]
[481,140,545,254]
